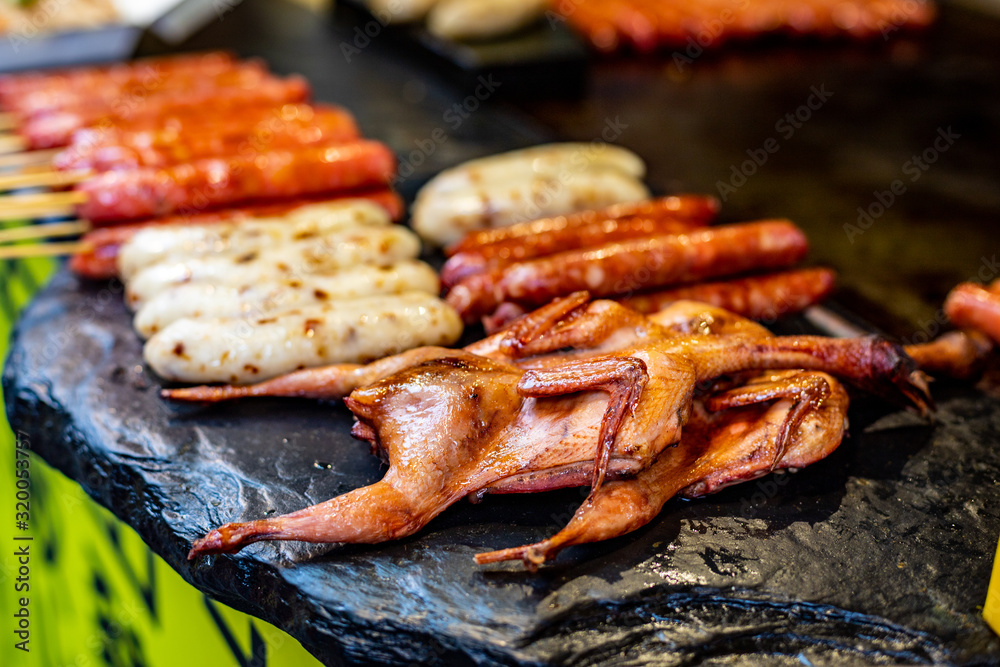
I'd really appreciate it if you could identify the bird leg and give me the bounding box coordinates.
[701,371,832,474]
[476,371,848,568]
[517,356,649,500]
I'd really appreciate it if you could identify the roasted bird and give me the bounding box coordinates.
[178,295,932,566]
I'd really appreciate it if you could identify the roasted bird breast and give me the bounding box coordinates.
[184,294,932,567]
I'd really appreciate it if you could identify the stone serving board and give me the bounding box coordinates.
[5,268,1000,665]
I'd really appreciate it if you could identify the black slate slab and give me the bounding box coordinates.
[7,0,1000,663]
[5,268,1000,666]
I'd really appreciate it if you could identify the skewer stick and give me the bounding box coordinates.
[0,148,61,170]
[0,241,86,260]
[0,169,91,192]
[0,113,17,132]
[0,191,87,221]
[0,220,91,244]
[0,135,27,155]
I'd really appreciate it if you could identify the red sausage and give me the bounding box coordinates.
[8,62,271,118]
[53,106,359,172]
[445,195,720,256]
[76,140,396,223]
[20,76,311,149]
[446,219,809,322]
[944,283,1000,346]
[0,52,237,105]
[440,213,710,288]
[618,268,836,320]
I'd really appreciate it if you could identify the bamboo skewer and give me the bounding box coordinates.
[0,220,91,244]
[0,149,62,170]
[0,169,91,192]
[0,190,88,221]
[0,241,86,260]
[0,135,27,155]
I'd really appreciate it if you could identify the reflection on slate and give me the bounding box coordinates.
[5,269,1000,665]
[335,0,588,99]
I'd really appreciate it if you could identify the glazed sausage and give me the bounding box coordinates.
[482,268,835,333]
[944,282,1000,345]
[446,220,809,322]
[54,105,359,172]
[618,268,836,320]
[558,0,936,54]
[9,62,272,118]
[20,75,311,149]
[143,292,463,384]
[133,261,440,338]
[77,140,396,223]
[440,206,714,287]
[0,52,237,105]
[444,195,719,256]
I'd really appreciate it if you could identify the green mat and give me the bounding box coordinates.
[0,247,321,666]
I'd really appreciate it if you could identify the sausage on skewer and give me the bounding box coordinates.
[0,52,237,103]
[19,76,311,149]
[7,62,273,118]
[116,199,393,280]
[133,261,440,338]
[73,139,395,223]
[144,292,463,384]
[619,268,837,320]
[125,224,421,309]
[54,105,360,172]
[68,191,405,280]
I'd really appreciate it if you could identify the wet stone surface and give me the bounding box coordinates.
[5,269,1000,665]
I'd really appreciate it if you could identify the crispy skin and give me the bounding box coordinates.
[905,330,994,380]
[619,268,836,320]
[77,140,395,223]
[441,215,709,288]
[444,195,719,256]
[476,372,849,567]
[185,297,930,561]
[477,301,845,567]
[445,220,809,323]
[944,283,1000,346]
[484,267,836,333]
